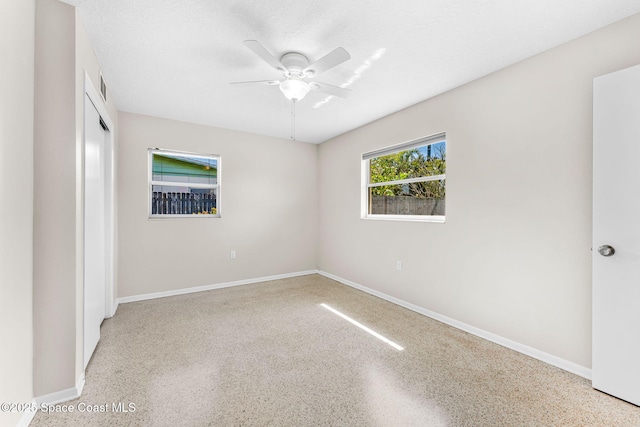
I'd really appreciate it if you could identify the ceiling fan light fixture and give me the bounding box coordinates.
[279,78,310,102]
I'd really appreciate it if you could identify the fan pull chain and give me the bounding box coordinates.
[290,100,296,141]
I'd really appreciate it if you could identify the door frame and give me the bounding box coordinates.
[83,72,115,320]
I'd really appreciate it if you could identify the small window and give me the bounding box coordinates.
[362,133,445,222]
[149,149,220,218]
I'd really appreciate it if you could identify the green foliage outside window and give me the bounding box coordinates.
[369,143,445,199]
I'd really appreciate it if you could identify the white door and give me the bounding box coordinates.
[592,63,640,406]
[84,93,108,369]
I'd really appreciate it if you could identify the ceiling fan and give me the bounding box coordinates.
[231,40,352,103]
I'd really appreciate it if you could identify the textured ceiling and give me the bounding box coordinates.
[62,0,640,143]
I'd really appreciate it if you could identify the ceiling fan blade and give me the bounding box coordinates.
[303,47,350,77]
[243,40,287,73]
[310,81,352,98]
[230,79,280,86]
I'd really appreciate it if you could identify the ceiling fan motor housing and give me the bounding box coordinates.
[280,52,310,77]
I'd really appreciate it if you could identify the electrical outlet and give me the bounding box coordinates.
[230,250,236,259]
[396,261,402,271]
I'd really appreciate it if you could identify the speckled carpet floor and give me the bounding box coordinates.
[31,274,640,426]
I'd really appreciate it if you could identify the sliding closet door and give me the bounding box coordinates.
[84,93,108,368]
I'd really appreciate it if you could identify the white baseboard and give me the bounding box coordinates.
[318,270,592,380]
[118,270,319,305]
[34,373,85,408]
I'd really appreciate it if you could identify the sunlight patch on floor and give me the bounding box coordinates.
[366,364,449,426]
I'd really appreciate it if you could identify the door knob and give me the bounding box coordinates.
[598,245,615,257]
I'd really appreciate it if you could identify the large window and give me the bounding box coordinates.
[362,133,446,221]
[149,149,220,218]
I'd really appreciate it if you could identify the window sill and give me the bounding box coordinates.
[362,214,445,223]
[148,215,221,220]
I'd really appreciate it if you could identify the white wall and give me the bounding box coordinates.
[33,0,76,397]
[33,0,119,397]
[0,1,35,426]
[117,113,318,297]
[318,13,640,370]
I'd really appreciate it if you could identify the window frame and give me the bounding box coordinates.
[148,148,221,219]
[361,133,446,223]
